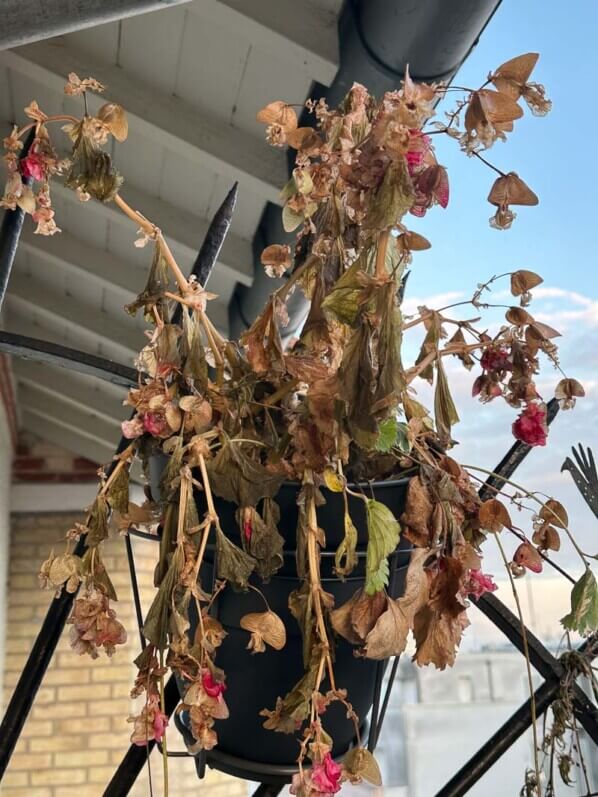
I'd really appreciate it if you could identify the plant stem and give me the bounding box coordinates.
[462,464,589,568]
[158,649,169,797]
[375,229,391,280]
[495,532,542,795]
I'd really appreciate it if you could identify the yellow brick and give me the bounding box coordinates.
[57,716,111,735]
[30,736,84,753]
[0,788,52,797]
[6,604,36,619]
[55,749,109,768]
[34,687,56,705]
[89,733,131,750]
[88,700,131,717]
[4,653,27,670]
[58,684,110,702]
[34,701,87,720]
[91,666,132,683]
[9,622,47,637]
[31,768,87,786]
[88,766,118,783]
[54,786,101,797]
[56,653,99,669]
[9,590,53,607]
[5,637,35,653]
[45,668,91,686]
[20,719,53,738]
[9,573,40,589]
[2,771,28,787]
[9,544,38,557]
[111,682,134,698]
[10,752,52,770]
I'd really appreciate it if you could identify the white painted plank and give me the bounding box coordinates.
[1,41,288,203]
[118,7,188,95]
[21,407,117,466]
[193,0,339,86]
[63,21,121,64]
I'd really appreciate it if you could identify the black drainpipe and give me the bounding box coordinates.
[230,0,503,340]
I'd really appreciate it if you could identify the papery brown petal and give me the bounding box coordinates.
[351,589,388,640]
[400,231,432,251]
[240,610,286,651]
[478,498,512,533]
[506,306,534,325]
[478,89,524,124]
[256,101,297,132]
[555,378,585,404]
[493,53,539,85]
[527,321,561,341]
[532,523,561,552]
[510,269,543,296]
[513,542,543,573]
[97,103,128,142]
[539,499,568,529]
[286,127,323,152]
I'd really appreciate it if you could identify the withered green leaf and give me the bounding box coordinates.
[343,748,382,786]
[143,546,183,650]
[289,582,314,667]
[82,547,117,601]
[216,527,256,591]
[561,568,598,635]
[125,244,170,322]
[366,158,415,231]
[339,323,378,450]
[207,442,285,508]
[159,436,184,502]
[321,261,375,327]
[237,499,284,581]
[106,465,130,516]
[65,128,123,202]
[260,652,320,734]
[334,508,358,579]
[365,499,400,594]
[86,495,110,547]
[434,358,459,444]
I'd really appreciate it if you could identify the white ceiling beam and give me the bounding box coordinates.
[18,381,120,444]
[13,359,126,426]
[1,41,287,204]
[196,0,339,86]
[22,407,116,467]
[7,272,144,359]
[50,179,253,291]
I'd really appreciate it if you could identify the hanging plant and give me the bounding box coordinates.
[2,54,596,796]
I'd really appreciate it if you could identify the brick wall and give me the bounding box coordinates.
[1,511,248,797]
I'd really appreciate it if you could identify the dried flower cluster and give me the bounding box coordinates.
[2,55,594,796]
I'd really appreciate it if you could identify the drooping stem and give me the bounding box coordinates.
[158,649,169,797]
[494,533,542,795]
[375,229,391,280]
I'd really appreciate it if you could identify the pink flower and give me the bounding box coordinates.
[142,412,169,438]
[20,153,45,181]
[311,753,342,794]
[512,402,547,446]
[121,416,144,439]
[480,347,510,372]
[465,569,498,599]
[513,542,543,573]
[202,670,226,699]
[129,694,169,746]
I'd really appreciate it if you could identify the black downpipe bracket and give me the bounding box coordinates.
[230,0,503,341]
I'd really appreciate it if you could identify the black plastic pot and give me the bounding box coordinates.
[149,460,411,776]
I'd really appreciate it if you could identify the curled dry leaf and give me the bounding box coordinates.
[491,53,539,99]
[510,269,543,296]
[532,523,560,552]
[97,103,128,142]
[240,610,286,653]
[539,499,568,529]
[343,747,382,786]
[260,244,292,278]
[555,378,585,410]
[478,498,512,533]
[256,101,297,132]
[505,306,534,326]
[488,173,538,208]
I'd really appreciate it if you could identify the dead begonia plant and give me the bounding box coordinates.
[3,56,596,796]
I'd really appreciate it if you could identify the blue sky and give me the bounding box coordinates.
[397,0,598,640]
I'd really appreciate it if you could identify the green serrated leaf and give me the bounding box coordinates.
[375,418,399,453]
[561,568,598,635]
[365,499,400,594]
[366,158,415,231]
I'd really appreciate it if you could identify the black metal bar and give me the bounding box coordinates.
[0,130,35,312]
[435,679,559,797]
[0,184,237,782]
[371,655,400,750]
[125,533,146,651]
[103,674,180,797]
[251,785,284,797]
[0,331,138,387]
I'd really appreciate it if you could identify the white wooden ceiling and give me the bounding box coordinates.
[0,0,342,464]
